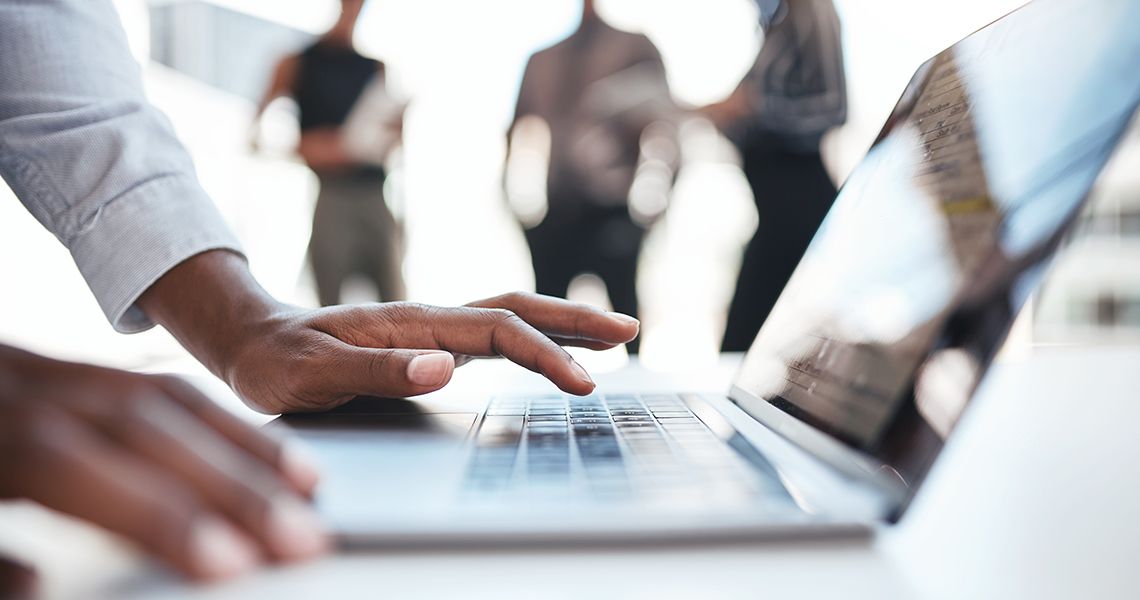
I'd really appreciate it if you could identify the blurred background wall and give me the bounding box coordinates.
[1,0,1135,378]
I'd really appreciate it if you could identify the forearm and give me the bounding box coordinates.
[138,250,288,385]
[298,128,357,173]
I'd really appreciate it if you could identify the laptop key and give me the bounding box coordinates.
[569,413,609,421]
[570,417,612,425]
[573,425,616,434]
[531,417,574,426]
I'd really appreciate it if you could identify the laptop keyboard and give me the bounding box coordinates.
[463,393,762,502]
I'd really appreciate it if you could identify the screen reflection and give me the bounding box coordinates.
[733,0,1140,495]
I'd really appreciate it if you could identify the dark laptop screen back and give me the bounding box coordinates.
[731,0,1140,504]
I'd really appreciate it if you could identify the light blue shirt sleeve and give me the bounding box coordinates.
[0,0,244,333]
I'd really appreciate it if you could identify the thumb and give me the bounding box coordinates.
[332,347,456,399]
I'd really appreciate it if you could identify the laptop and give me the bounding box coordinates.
[279,0,1140,545]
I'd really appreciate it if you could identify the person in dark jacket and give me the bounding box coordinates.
[508,0,678,354]
[705,0,847,352]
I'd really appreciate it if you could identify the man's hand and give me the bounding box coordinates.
[224,293,639,413]
[0,346,328,581]
[140,251,640,414]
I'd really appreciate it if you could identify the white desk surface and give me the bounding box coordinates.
[1,346,1138,600]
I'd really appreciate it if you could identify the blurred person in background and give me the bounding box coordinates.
[507,0,679,354]
[251,0,406,306]
[704,0,846,352]
[1,0,639,583]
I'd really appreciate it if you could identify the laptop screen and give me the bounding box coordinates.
[731,0,1140,497]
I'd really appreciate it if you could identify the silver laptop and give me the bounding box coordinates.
[279,0,1140,545]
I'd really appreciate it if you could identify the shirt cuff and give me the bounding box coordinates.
[66,174,244,333]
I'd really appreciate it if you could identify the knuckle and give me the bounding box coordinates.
[497,291,528,306]
[573,311,590,338]
[375,302,432,337]
[392,301,429,320]
[485,308,518,323]
[419,304,448,323]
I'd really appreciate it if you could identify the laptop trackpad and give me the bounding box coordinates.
[277,395,477,437]
[274,397,479,521]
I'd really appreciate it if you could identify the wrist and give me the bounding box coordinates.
[138,250,290,385]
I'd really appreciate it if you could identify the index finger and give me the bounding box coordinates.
[467,292,640,344]
[384,305,597,395]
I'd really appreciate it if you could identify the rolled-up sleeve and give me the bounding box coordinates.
[0,0,242,333]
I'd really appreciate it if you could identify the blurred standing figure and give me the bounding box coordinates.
[509,0,677,354]
[705,0,846,352]
[252,0,405,306]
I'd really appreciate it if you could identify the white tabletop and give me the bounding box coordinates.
[1,346,1138,600]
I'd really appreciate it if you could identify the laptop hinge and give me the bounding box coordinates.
[684,393,899,522]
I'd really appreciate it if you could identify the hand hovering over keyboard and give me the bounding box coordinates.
[0,345,327,581]
[139,251,640,414]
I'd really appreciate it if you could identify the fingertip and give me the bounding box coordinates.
[264,497,330,562]
[607,312,640,341]
[565,381,596,396]
[187,516,261,581]
[279,441,321,495]
[567,362,596,395]
[609,312,640,329]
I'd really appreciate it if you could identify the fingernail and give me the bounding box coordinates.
[280,441,321,494]
[407,353,454,387]
[188,516,260,579]
[610,312,640,328]
[570,361,594,387]
[265,497,329,561]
